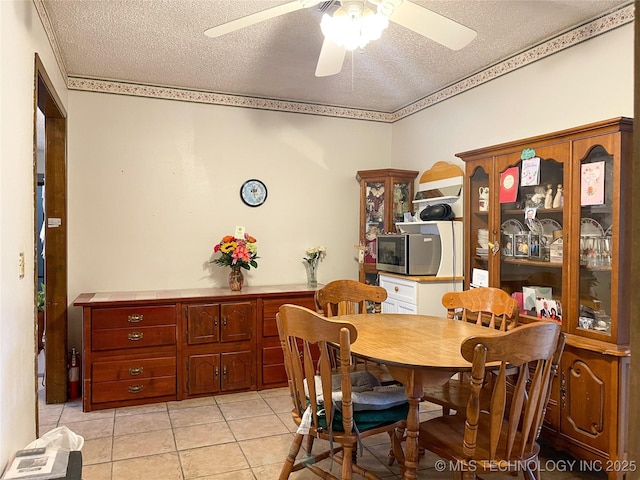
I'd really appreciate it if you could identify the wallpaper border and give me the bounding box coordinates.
[34,1,634,123]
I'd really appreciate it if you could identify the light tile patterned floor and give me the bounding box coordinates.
[37,387,607,480]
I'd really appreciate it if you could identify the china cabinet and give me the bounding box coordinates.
[457,118,632,479]
[356,169,418,284]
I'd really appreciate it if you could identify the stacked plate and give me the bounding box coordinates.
[477,229,489,247]
[477,229,489,257]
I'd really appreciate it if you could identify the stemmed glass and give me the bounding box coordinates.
[602,235,612,266]
[581,236,596,267]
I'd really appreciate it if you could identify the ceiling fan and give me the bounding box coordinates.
[204,0,476,77]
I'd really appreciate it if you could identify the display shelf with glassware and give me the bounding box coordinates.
[355,169,418,285]
[457,118,632,480]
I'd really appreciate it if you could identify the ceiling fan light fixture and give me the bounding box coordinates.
[320,2,389,51]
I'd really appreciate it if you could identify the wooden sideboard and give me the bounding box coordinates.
[74,285,317,411]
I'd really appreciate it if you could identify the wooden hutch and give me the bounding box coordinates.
[457,118,632,479]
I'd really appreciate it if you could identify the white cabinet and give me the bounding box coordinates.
[379,273,462,316]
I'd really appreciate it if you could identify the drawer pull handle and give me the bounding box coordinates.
[128,332,144,341]
[394,286,399,292]
[128,314,144,323]
[128,367,144,376]
[128,384,144,394]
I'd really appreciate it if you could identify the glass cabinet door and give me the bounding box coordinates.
[466,162,491,287]
[573,139,616,339]
[495,143,569,321]
[392,181,411,225]
[364,180,386,266]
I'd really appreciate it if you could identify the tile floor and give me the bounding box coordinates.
[37,387,606,480]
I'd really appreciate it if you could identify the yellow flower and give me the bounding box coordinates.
[212,233,259,270]
[221,241,237,253]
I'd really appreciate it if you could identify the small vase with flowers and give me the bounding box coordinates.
[212,233,258,291]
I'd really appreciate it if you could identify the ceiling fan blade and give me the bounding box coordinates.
[204,1,315,38]
[315,38,347,77]
[390,1,476,50]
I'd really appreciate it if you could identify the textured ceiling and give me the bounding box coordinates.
[40,0,632,117]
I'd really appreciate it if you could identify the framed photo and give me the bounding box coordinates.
[502,233,514,256]
[535,297,562,321]
[514,233,530,257]
[529,234,542,258]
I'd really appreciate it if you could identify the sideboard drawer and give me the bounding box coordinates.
[263,345,284,365]
[92,376,176,404]
[92,325,176,351]
[92,357,176,382]
[262,296,317,338]
[380,276,417,305]
[92,305,176,330]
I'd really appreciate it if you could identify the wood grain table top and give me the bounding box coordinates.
[332,313,502,371]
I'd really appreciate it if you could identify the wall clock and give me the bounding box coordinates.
[240,179,268,207]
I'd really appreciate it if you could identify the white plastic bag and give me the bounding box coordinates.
[25,426,84,451]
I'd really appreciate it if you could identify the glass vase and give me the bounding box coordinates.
[306,261,318,288]
[228,266,244,291]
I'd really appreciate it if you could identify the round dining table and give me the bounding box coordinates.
[332,313,503,480]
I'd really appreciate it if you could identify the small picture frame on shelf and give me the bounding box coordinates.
[535,297,562,321]
[514,233,530,258]
[502,233,514,256]
[529,234,541,258]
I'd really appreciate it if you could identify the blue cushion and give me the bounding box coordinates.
[318,402,409,432]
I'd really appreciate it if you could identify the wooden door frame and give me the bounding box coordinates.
[34,54,68,405]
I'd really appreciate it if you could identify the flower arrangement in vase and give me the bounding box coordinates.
[303,246,326,287]
[212,233,258,291]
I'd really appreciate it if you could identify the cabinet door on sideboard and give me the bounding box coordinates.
[186,350,253,395]
[183,301,256,397]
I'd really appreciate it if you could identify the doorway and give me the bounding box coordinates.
[34,54,68,408]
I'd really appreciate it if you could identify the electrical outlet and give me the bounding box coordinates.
[19,252,25,279]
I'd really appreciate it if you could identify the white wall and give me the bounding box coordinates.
[392,24,634,174]
[0,0,68,470]
[67,93,392,343]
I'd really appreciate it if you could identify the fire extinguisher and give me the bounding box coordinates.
[68,347,80,400]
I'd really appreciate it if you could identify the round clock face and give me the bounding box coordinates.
[240,179,268,207]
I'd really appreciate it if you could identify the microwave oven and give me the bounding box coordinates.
[376,233,442,275]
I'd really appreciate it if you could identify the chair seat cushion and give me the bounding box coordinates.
[319,401,409,432]
[305,371,409,432]
[313,371,408,411]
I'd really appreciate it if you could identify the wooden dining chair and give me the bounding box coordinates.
[315,279,387,316]
[422,287,519,415]
[277,304,407,480]
[315,279,393,379]
[442,287,519,330]
[315,279,401,466]
[418,322,566,480]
